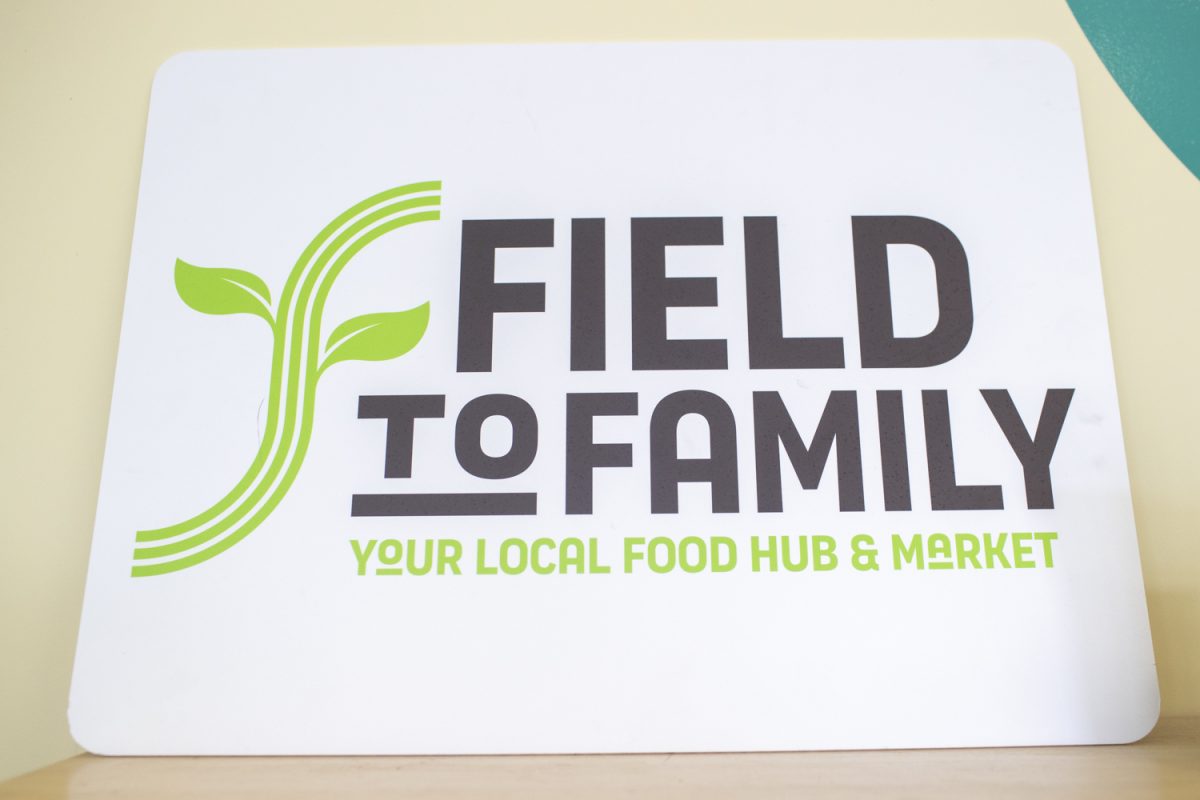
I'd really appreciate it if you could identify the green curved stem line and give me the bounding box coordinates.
[136,182,439,543]
[131,184,440,576]
[135,206,437,560]
[137,198,439,555]
[133,212,437,577]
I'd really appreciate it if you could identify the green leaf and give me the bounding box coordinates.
[174,258,274,327]
[321,303,430,375]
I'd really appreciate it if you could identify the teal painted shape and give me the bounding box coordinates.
[1068,0,1200,180]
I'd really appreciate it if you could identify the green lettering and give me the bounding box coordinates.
[350,539,376,576]
[531,538,556,575]
[1011,532,1035,568]
[814,536,837,571]
[377,539,403,571]
[892,534,924,570]
[560,538,585,573]
[781,536,811,572]
[624,537,646,573]
[679,536,707,573]
[500,539,528,575]
[712,537,737,573]
[476,539,497,575]
[648,537,676,573]
[751,536,777,572]
[954,533,982,569]
[927,533,952,570]
[983,533,1011,569]
[1035,531,1058,568]
[407,539,433,576]
[438,539,462,575]
[588,537,611,574]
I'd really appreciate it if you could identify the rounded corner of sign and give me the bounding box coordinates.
[67,707,114,756]
[1013,39,1079,82]
[67,679,133,757]
[1105,681,1162,745]
[150,50,208,98]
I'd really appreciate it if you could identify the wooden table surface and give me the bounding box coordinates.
[3,716,1197,799]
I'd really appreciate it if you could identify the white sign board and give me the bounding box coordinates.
[71,41,1158,753]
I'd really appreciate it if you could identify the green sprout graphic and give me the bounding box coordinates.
[131,182,441,576]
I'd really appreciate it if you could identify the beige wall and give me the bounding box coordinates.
[1,0,1197,782]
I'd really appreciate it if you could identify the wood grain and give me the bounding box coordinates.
[2,716,1197,799]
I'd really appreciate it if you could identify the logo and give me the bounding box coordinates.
[132,188,1079,580]
[131,182,441,576]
